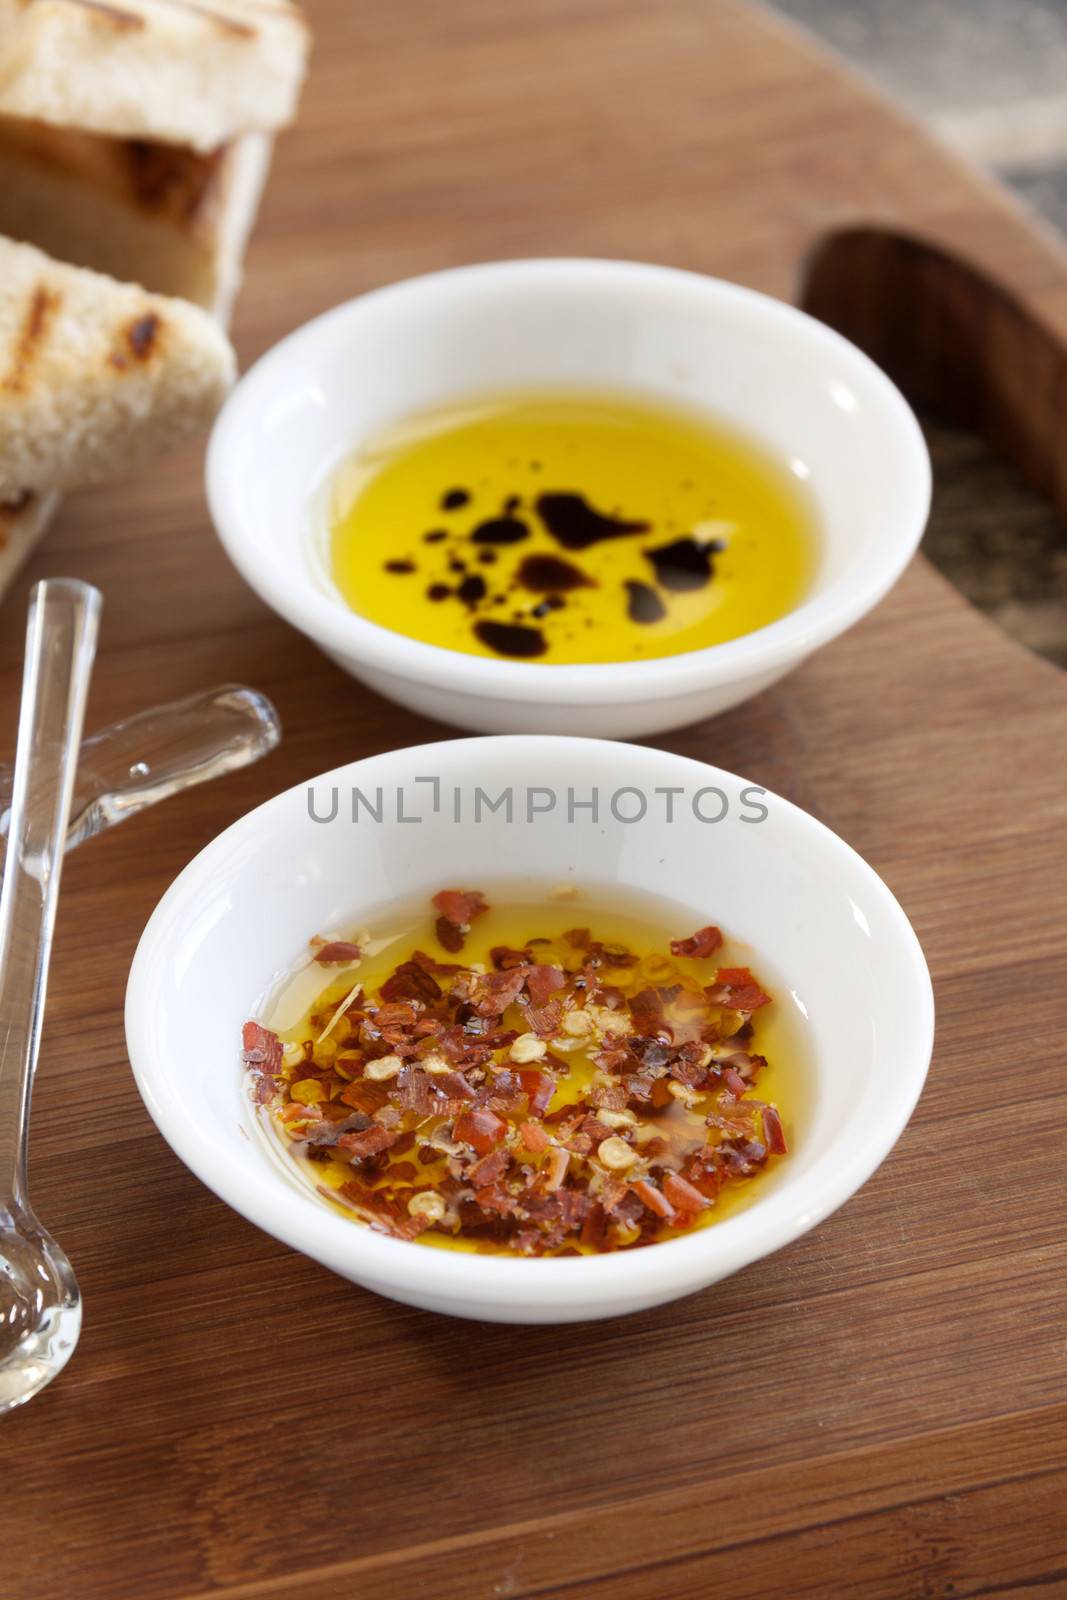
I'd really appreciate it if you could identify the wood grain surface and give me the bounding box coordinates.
[3,2,1066,1596]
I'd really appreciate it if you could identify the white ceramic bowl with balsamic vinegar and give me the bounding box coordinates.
[206,258,931,736]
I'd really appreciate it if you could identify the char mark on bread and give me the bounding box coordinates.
[108,309,163,368]
[126,310,160,357]
[0,0,309,151]
[3,284,60,393]
[149,0,256,38]
[62,0,146,28]
[123,139,226,216]
[0,234,235,498]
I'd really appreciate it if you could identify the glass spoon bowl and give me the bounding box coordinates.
[0,586,281,1414]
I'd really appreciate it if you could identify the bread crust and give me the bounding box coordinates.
[0,486,60,603]
[0,119,273,317]
[0,0,309,150]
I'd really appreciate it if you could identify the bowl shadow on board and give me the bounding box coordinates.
[239,555,823,816]
[287,628,824,824]
[370,1235,793,1362]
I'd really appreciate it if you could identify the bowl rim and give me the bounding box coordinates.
[125,735,935,1313]
[206,257,932,706]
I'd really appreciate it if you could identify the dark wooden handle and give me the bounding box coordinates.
[803,226,1067,523]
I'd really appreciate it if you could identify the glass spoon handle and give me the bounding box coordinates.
[0,580,100,1211]
[0,684,281,853]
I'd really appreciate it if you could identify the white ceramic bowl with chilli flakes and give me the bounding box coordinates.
[205,258,931,738]
[125,736,934,1324]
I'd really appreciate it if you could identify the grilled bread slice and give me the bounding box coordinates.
[0,116,272,319]
[0,0,309,152]
[0,234,235,499]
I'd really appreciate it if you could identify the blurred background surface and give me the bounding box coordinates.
[770,0,1067,665]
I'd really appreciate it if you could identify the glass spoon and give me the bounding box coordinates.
[0,607,282,1412]
[0,579,100,1415]
[0,683,282,856]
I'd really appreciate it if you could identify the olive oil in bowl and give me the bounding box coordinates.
[247,882,811,1257]
[327,389,818,664]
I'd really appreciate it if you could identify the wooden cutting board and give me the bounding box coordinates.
[3,2,1066,1595]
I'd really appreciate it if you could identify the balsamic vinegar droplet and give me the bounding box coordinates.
[457,574,487,605]
[516,554,593,593]
[473,620,548,658]
[470,516,530,546]
[535,492,649,551]
[624,580,667,624]
[645,535,717,592]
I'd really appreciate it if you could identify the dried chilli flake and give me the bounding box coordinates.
[242,889,788,1255]
[669,925,723,959]
[314,941,363,966]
